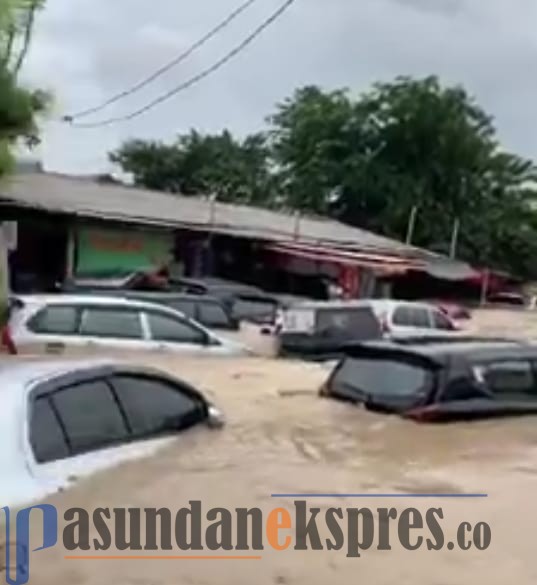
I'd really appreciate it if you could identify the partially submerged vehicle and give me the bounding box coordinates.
[320,338,537,421]
[276,299,462,361]
[277,300,383,361]
[172,277,280,326]
[4,295,250,357]
[0,358,224,507]
[55,290,240,332]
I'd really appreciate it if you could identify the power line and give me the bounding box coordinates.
[64,0,259,120]
[67,0,297,129]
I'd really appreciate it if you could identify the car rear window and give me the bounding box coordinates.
[232,298,277,322]
[315,308,381,340]
[168,300,197,319]
[28,306,79,334]
[331,355,433,399]
[198,302,230,328]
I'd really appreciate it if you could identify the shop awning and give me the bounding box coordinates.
[264,241,425,276]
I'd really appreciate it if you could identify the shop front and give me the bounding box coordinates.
[74,225,174,277]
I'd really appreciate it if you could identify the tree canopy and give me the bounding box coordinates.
[110,75,537,278]
[0,0,47,178]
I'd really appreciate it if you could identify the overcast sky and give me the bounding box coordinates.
[20,0,537,173]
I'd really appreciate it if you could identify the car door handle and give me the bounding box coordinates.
[46,342,65,354]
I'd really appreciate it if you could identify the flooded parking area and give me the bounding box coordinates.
[13,341,537,585]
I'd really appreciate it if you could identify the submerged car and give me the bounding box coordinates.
[276,299,462,361]
[277,300,383,361]
[0,358,224,507]
[56,290,240,332]
[172,278,280,326]
[320,338,537,421]
[4,295,250,357]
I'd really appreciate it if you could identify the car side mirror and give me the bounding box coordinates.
[207,405,226,429]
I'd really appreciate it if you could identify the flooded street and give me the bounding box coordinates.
[22,331,537,584]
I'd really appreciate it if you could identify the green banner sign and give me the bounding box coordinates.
[76,227,173,276]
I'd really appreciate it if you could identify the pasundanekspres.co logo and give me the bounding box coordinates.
[1,495,491,584]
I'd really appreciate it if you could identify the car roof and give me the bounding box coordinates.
[175,277,266,294]
[343,338,537,362]
[70,290,225,304]
[14,293,192,312]
[284,299,437,310]
[0,357,119,389]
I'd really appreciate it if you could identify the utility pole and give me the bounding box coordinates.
[449,218,460,259]
[405,206,418,245]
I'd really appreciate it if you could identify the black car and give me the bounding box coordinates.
[171,277,280,326]
[320,338,537,421]
[277,302,383,361]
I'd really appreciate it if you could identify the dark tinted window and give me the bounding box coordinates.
[393,306,412,326]
[315,308,381,340]
[410,308,431,328]
[30,397,69,463]
[169,300,196,319]
[231,298,277,322]
[147,311,206,344]
[331,356,433,398]
[476,361,537,398]
[112,375,204,436]
[80,308,143,339]
[29,306,78,334]
[51,380,128,454]
[198,302,230,328]
[432,310,454,331]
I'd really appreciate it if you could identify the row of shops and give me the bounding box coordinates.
[0,169,515,301]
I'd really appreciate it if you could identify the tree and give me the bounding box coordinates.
[111,76,537,278]
[0,0,48,177]
[269,77,537,276]
[110,129,277,205]
[1,0,44,76]
[0,0,47,320]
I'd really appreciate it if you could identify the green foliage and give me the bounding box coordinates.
[0,67,49,176]
[0,0,48,179]
[110,129,277,204]
[110,75,537,278]
[1,0,45,74]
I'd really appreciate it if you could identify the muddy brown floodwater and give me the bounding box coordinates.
[11,309,537,584]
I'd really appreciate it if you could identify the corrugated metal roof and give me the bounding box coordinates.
[0,172,423,257]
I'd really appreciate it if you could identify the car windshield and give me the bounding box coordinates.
[331,355,433,400]
[315,308,381,340]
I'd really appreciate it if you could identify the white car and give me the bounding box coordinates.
[4,295,251,356]
[0,358,224,507]
[365,300,461,336]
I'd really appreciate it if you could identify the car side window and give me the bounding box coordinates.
[146,311,207,344]
[79,307,143,339]
[50,380,129,456]
[392,306,412,326]
[479,360,536,396]
[412,308,432,328]
[111,374,205,436]
[432,310,454,330]
[197,302,230,328]
[28,306,79,335]
[30,396,70,463]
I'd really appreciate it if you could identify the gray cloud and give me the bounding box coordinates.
[19,0,537,173]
